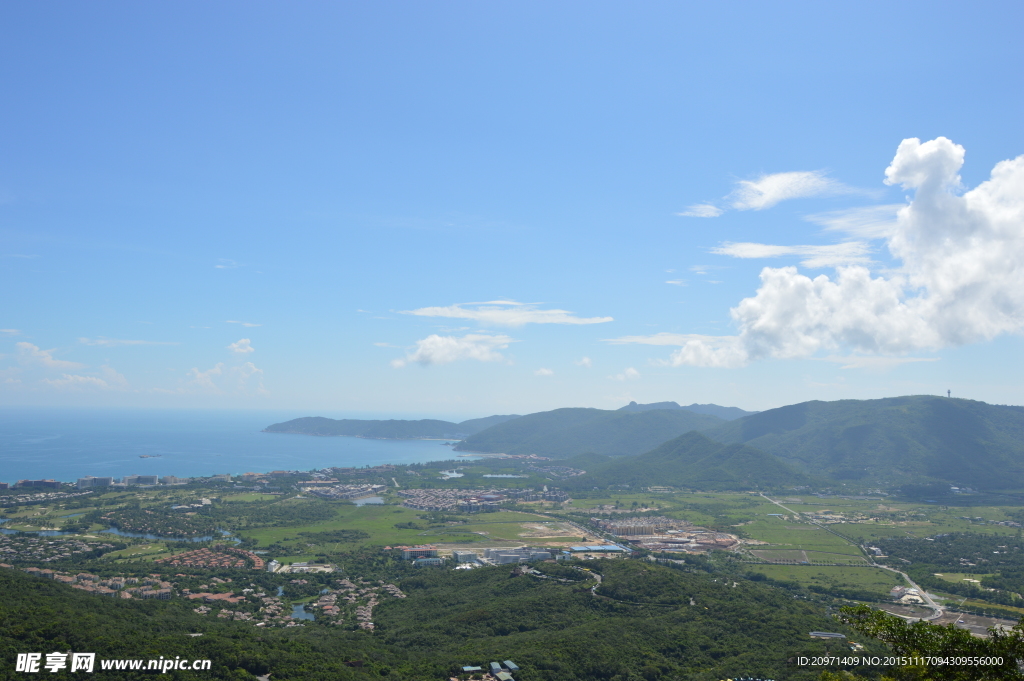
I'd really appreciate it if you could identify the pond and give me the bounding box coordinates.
[291,604,315,621]
[353,496,384,506]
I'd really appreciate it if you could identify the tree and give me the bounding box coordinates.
[835,604,1024,680]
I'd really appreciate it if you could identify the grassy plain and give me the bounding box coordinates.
[744,563,905,596]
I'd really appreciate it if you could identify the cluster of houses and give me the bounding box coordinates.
[0,535,117,562]
[300,483,388,500]
[306,578,407,629]
[9,566,173,599]
[156,546,265,570]
[890,586,924,604]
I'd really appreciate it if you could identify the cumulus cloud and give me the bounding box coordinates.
[391,334,515,368]
[227,338,255,354]
[79,337,178,347]
[171,361,267,395]
[651,137,1024,367]
[710,241,872,268]
[534,368,554,376]
[609,367,640,381]
[575,357,593,368]
[16,342,83,369]
[186,363,224,391]
[677,203,724,218]
[400,301,612,327]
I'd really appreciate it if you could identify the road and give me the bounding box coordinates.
[758,493,943,621]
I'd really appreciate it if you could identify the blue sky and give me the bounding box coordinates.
[2,2,1022,418]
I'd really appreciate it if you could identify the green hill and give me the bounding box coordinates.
[570,431,807,490]
[618,400,756,420]
[701,395,1024,489]
[263,414,520,439]
[453,407,724,458]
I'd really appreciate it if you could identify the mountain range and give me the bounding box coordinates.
[264,396,1024,491]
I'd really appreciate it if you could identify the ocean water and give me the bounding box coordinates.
[0,408,470,485]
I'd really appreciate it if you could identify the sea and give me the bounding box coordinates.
[0,408,473,485]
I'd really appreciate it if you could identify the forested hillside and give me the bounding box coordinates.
[263,414,520,439]
[567,431,808,491]
[0,558,864,680]
[618,401,756,421]
[453,408,724,458]
[702,396,1024,489]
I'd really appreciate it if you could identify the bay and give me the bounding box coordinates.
[0,408,472,484]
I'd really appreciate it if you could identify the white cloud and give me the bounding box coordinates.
[710,241,872,268]
[215,259,241,269]
[658,137,1024,367]
[41,365,129,391]
[78,337,178,347]
[575,357,593,368]
[665,279,688,286]
[534,368,554,376]
[186,363,224,391]
[805,204,903,239]
[226,320,261,327]
[605,333,749,369]
[392,333,516,367]
[606,332,711,346]
[730,170,855,211]
[677,203,723,218]
[1,329,20,335]
[401,301,612,327]
[171,361,267,395]
[679,170,863,219]
[609,367,640,381]
[227,338,255,354]
[16,342,83,370]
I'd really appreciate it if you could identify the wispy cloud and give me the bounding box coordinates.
[710,241,872,268]
[215,259,241,269]
[665,279,687,286]
[227,338,254,354]
[609,367,640,381]
[41,366,129,392]
[729,170,857,211]
[817,355,940,370]
[391,333,515,368]
[16,342,83,370]
[78,337,178,347]
[226,320,261,327]
[805,204,903,239]
[678,170,866,219]
[575,357,593,368]
[676,204,723,218]
[1,329,20,335]
[401,301,612,327]
[534,368,554,376]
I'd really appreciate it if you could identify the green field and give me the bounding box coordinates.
[744,563,905,596]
